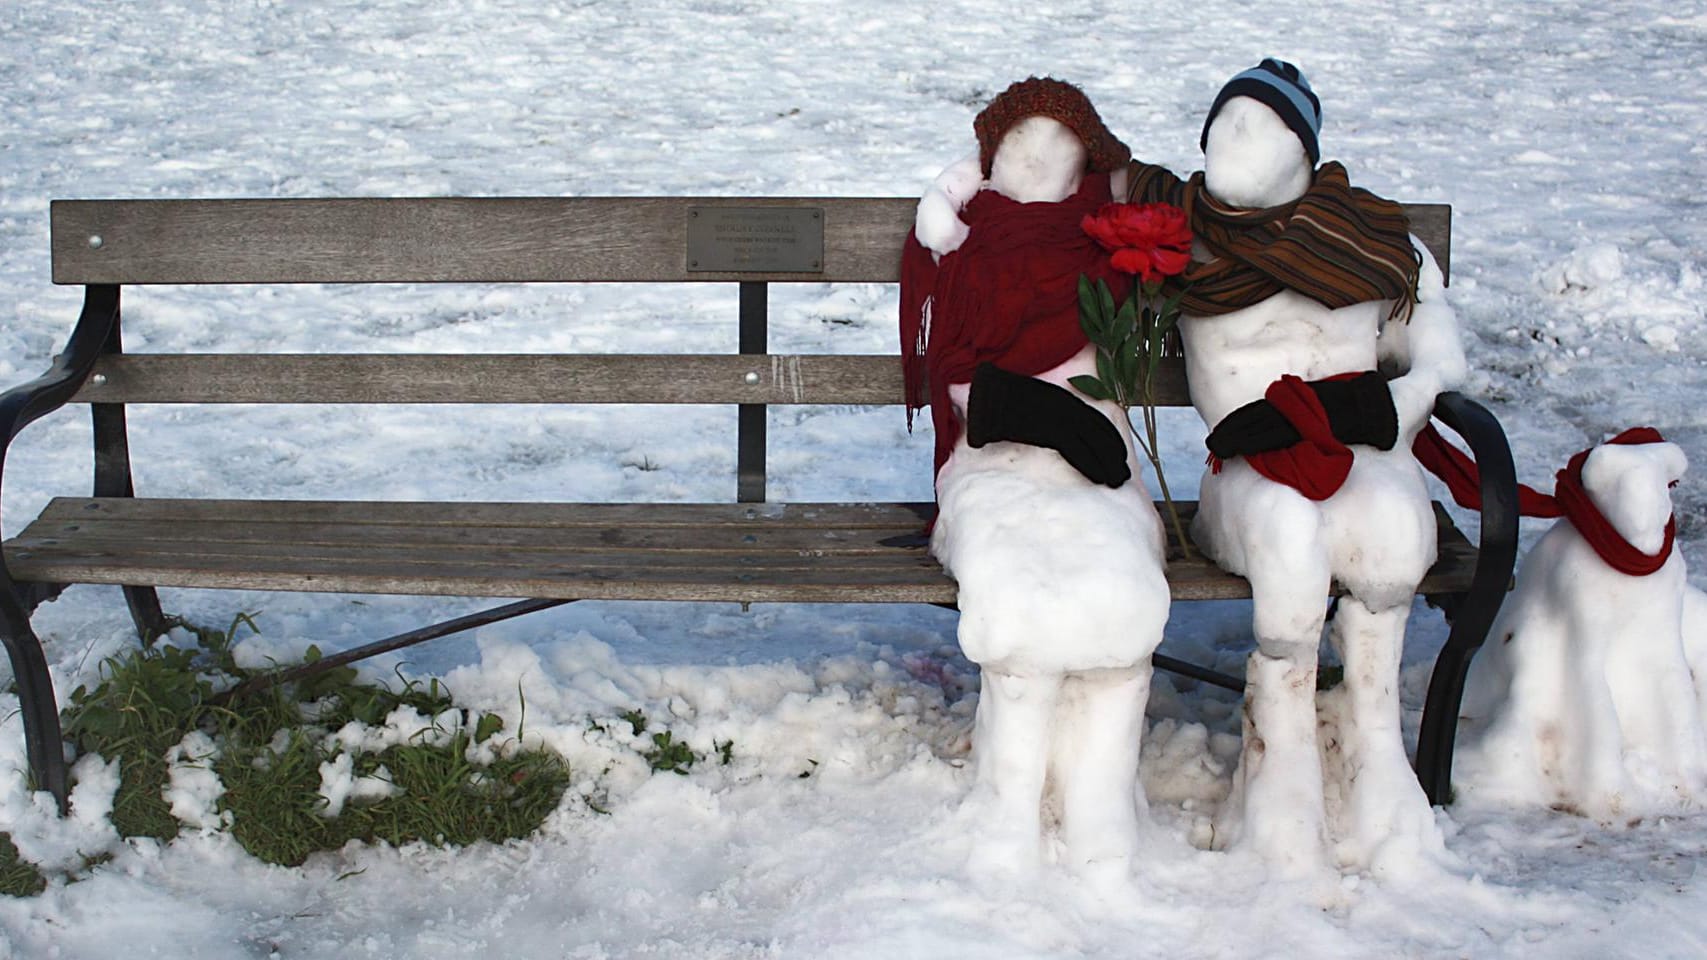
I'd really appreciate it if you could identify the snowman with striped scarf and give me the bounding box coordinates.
[1121,59,1468,877]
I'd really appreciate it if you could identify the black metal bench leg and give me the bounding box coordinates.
[123,585,169,644]
[0,591,68,813]
[1415,594,1486,805]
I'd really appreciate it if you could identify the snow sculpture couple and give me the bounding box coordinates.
[902,62,1466,880]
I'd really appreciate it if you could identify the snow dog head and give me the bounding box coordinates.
[1579,439,1687,555]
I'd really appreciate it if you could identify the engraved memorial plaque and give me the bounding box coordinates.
[687,206,824,273]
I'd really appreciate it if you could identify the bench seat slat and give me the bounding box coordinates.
[16,515,935,553]
[22,516,931,555]
[5,498,1479,605]
[30,497,937,529]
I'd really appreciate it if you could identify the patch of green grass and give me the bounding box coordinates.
[0,833,46,898]
[605,708,737,776]
[63,621,234,842]
[60,613,571,869]
[643,730,697,775]
[219,726,569,867]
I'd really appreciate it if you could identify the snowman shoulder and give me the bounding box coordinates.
[1376,234,1465,388]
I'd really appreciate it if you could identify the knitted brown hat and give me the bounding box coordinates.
[974,77,1131,178]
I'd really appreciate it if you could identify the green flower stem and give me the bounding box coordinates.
[1136,357,1194,561]
[1071,276,1195,561]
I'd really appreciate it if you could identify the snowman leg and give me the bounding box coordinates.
[1327,597,1442,868]
[1219,648,1330,876]
[1212,505,1333,874]
[968,668,1062,876]
[1053,665,1150,871]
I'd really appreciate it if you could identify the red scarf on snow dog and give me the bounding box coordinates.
[899,171,1130,476]
[1415,425,1675,576]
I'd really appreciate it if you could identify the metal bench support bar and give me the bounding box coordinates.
[737,281,767,503]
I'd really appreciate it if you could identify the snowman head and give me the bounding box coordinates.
[987,116,1089,203]
[1200,59,1320,209]
[1580,438,1688,556]
[973,77,1130,196]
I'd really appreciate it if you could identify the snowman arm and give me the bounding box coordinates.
[914,152,983,257]
[947,381,971,422]
[1379,237,1468,438]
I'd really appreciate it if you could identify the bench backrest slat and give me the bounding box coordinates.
[52,198,1450,286]
[71,353,1197,407]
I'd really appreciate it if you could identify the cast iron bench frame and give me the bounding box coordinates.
[0,197,1517,814]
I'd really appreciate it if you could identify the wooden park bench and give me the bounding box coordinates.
[0,196,1517,814]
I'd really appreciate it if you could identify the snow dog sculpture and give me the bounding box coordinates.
[1456,430,1707,820]
[1121,60,1468,875]
[902,77,1170,877]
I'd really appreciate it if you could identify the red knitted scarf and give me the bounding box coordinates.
[1208,373,1363,500]
[1414,425,1675,576]
[900,171,1129,475]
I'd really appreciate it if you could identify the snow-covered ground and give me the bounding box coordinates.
[2,1,1706,956]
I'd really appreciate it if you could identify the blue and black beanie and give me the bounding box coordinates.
[1199,58,1322,165]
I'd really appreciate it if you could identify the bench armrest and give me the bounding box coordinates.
[0,285,120,586]
[1425,390,1520,639]
[1414,389,1520,803]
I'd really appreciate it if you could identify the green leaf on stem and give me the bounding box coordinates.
[1162,286,1189,318]
[1113,296,1136,337]
[1077,276,1103,336]
[1097,280,1116,326]
[1095,350,1118,405]
[1068,374,1114,402]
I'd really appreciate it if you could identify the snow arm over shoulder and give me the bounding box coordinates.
[1378,238,1467,440]
[914,152,982,257]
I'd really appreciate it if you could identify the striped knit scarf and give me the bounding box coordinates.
[1126,160,1421,321]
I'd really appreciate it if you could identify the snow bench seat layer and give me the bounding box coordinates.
[3,498,1481,604]
[1,196,1511,814]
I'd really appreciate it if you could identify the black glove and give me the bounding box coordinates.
[1206,371,1399,460]
[965,363,1131,488]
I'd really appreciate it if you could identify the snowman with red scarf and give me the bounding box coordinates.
[1122,60,1468,876]
[1455,431,1707,820]
[902,77,1170,880]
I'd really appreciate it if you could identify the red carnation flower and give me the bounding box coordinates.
[1081,202,1193,286]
